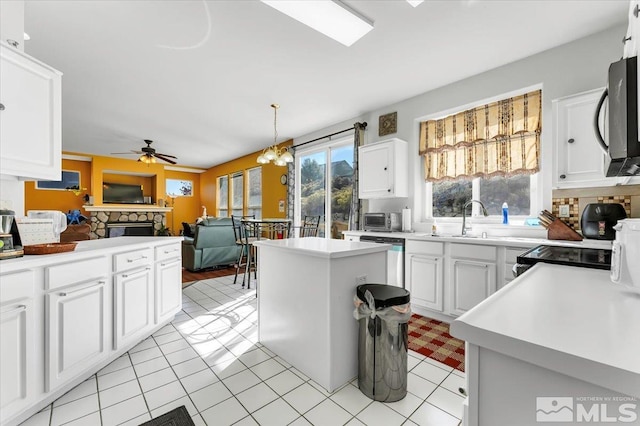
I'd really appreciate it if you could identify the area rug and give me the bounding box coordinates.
[408,314,465,372]
[139,405,195,426]
[181,265,237,286]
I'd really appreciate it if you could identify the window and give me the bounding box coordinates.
[247,167,262,219]
[296,138,354,239]
[231,172,244,217]
[166,179,192,197]
[36,170,81,191]
[217,176,228,217]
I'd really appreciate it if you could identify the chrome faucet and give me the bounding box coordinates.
[461,200,488,236]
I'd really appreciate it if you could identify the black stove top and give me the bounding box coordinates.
[516,245,612,270]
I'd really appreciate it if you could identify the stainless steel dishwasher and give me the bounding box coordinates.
[359,235,405,288]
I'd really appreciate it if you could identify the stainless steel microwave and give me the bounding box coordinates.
[363,212,401,232]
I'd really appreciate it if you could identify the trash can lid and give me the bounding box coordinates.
[356,284,410,309]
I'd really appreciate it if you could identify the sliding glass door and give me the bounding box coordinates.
[296,138,354,239]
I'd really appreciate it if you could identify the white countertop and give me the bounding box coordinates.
[0,237,183,273]
[451,263,640,397]
[253,237,390,259]
[344,230,613,249]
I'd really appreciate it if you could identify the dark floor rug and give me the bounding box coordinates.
[139,405,195,426]
[181,265,237,286]
[408,314,465,372]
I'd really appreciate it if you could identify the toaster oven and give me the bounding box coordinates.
[363,212,402,232]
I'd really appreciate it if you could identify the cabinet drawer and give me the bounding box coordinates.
[0,270,35,302]
[450,243,497,261]
[505,247,530,264]
[406,240,444,256]
[46,257,108,290]
[155,243,181,262]
[114,248,153,272]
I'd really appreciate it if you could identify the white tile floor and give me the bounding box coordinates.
[20,275,465,426]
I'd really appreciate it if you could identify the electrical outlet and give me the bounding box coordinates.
[559,204,570,218]
[356,275,367,286]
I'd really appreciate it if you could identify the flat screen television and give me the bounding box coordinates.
[102,182,144,204]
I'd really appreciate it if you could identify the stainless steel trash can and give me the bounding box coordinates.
[356,284,410,402]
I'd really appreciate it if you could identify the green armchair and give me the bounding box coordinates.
[181,217,241,272]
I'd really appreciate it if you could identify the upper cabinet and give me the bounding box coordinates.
[0,42,62,181]
[552,88,624,188]
[358,138,408,199]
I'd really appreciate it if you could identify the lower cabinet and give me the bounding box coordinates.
[407,254,444,312]
[114,267,153,350]
[0,299,34,424]
[448,258,496,317]
[155,258,182,324]
[46,279,108,392]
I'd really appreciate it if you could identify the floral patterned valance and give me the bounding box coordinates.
[419,90,542,182]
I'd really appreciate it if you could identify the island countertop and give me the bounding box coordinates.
[450,263,640,397]
[253,236,390,259]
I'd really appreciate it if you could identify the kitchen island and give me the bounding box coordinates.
[450,263,640,426]
[253,237,389,392]
[0,237,183,426]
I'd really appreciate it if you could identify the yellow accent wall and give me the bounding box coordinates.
[201,141,292,218]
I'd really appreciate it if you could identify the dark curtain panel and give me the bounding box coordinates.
[349,122,367,231]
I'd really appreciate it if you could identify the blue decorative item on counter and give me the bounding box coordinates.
[502,202,509,225]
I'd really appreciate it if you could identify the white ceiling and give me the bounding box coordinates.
[24,0,628,169]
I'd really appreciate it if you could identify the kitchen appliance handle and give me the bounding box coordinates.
[593,88,609,155]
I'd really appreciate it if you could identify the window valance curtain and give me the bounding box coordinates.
[419,90,541,182]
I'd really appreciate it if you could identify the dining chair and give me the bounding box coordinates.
[231,214,255,286]
[299,215,321,237]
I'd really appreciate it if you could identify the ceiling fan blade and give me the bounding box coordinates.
[155,152,177,159]
[110,150,142,155]
[154,154,177,164]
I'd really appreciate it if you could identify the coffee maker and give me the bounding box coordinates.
[0,209,24,259]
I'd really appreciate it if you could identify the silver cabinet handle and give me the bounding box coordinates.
[1,305,26,316]
[0,103,4,111]
[127,255,148,263]
[122,268,151,279]
[163,248,180,254]
[59,280,106,297]
[161,259,180,267]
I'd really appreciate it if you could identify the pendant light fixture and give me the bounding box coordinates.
[257,103,293,166]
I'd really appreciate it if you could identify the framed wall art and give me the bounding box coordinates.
[379,111,397,136]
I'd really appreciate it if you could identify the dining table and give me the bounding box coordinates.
[240,218,293,287]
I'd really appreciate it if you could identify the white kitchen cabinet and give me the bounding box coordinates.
[114,267,153,350]
[407,254,444,312]
[624,0,639,58]
[46,279,108,392]
[448,259,496,317]
[552,88,623,188]
[1,299,34,424]
[0,42,62,180]
[358,138,408,198]
[154,243,182,325]
[447,243,497,317]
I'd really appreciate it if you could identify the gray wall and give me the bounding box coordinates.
[294,23,627,223]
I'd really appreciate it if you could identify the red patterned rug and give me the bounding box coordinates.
[408,314,465,372]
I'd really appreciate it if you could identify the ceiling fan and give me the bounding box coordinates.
[111,139,177,165]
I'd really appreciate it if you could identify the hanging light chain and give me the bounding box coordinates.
[272,103,279,146]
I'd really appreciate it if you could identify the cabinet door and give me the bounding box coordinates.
[449,259,496,317]
[114,267,153,350]
[0,300,34,423]
[407,254,443,312]
[553,89,617,188]
[155,259,182,324]
[359,143,392,198]
[46,280,107,392]
[0,44,62,180]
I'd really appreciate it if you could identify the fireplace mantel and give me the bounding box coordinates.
[83,205,172,213]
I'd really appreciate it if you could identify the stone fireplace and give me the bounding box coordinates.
[84,205,172,239]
